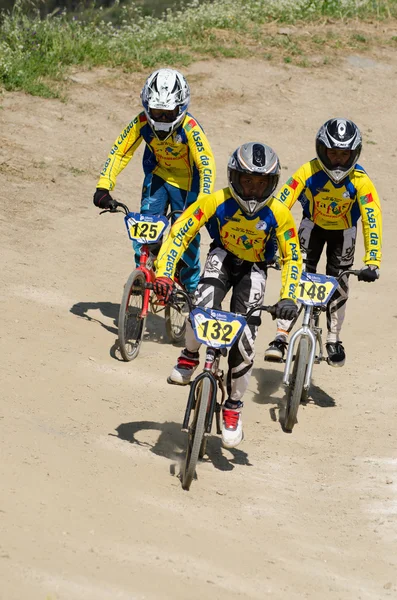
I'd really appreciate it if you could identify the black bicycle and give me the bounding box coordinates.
[168,289,277,490]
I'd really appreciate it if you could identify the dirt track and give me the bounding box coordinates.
[1,45,397,599]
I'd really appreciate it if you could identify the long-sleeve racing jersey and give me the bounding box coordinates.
[275,158,382,266]
[96,112,216,196]
[156,188,302,302]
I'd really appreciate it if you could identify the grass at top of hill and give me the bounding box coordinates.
[1,0,397,97]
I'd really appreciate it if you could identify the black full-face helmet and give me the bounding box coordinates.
[227,142,281,216]
[316,118,362,183]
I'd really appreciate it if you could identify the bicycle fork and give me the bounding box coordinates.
[181,348,225,436]
[283,305,321,392]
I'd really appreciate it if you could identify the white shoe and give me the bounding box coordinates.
[222,407,244,449]
[167,349,199,386]
[264,338,287,362]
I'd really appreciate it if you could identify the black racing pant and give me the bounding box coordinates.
[184,246,267,402]
[277,218,357,340]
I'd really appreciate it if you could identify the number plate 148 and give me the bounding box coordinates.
[297,272,338,306]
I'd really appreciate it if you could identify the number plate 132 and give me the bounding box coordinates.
[191,308,247,348]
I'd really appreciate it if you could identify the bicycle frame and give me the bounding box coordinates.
[137,245,156,319]
[282,269,360,394]
[126,208,186,319]
[182,347,226,436]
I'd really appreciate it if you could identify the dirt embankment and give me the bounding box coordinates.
[1,36,396,600]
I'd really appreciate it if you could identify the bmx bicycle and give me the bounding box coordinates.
[282,269,360,432]
[101,201,187,361]
[168,289,277,491]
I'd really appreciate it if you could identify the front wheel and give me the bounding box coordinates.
[284,336,309,432]
[118,270,147,362]
[182,376,211,490]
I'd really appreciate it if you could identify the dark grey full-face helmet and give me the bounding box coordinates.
[316,118,362,183]
[227,142,281,216]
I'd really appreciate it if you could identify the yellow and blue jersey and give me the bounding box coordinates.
[156,188,302,301]
[276,158,382,266]
[97,111,216,196]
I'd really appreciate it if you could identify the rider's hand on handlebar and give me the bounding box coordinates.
[153,276,174,303]
[93,188,118,211]
[274,298,298,320]
[357,264,379,283]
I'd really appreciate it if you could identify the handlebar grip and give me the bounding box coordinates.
[337,269,361,281]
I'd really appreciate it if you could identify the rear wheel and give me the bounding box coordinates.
[284,336,309,432]
[118,270,147,362]
[165,280,186,343]
[182,377,211,490]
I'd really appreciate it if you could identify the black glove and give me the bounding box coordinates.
[153,277,174,303]
[357,265,379,283]
[275,299,298,321]
[93,188,117,210]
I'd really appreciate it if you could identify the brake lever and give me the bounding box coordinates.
[99,208,121,215]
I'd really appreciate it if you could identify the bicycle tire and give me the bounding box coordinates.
[164,280,186,343]
[199,437,208,459]
[284,336,309,432]
[118,270,147,362]
[182,376,211,490]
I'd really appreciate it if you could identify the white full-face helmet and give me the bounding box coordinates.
[141,68,190,141]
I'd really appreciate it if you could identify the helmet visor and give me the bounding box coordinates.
[232,171,278,201]
[229,171,279,215]
[317,144,360,182]
[149,107,179,123]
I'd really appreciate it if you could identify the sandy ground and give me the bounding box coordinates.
[1,44,397,600]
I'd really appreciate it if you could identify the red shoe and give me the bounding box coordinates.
[167,349,199,386]
[222,404,244,448]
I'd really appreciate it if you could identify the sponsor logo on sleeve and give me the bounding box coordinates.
[193,207,204,221]
[284,228,296,241]
[360,193,373,205]
[287,177,299,190]
[185,118,197,132]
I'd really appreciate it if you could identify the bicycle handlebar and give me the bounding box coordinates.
[336,269,361,282]
[99,202,183,222]
[163,268,362,318]
[164,285,277,322]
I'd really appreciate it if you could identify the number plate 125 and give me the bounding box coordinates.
[297,272,338,306]
[191,308,247,348]
[125,212,168,243]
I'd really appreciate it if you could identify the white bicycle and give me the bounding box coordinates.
[282,269,360,432]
